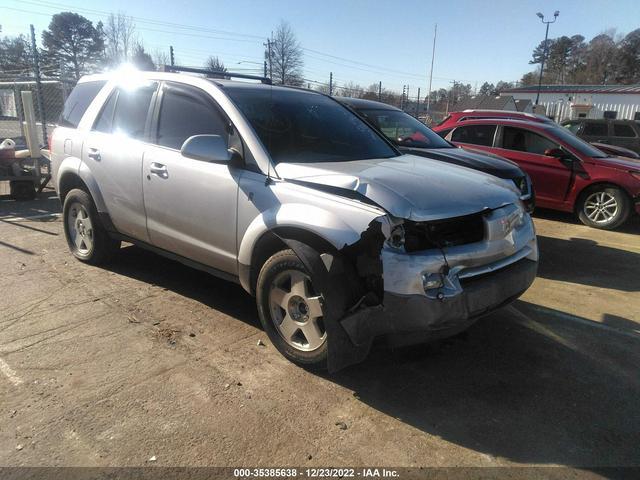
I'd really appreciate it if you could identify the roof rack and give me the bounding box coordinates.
[162,65,272,84]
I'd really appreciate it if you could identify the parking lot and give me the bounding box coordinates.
[0,190,639,469]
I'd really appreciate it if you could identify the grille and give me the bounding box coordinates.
[404,211,485,252]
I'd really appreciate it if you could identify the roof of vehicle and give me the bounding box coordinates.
[449,109,552,122]
[335,96,401,111]
[561,118,639,124]
[447,117,559,132]
[78,70,324,96]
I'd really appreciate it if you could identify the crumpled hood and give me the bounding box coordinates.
[400,146,523,179]
[275,154,520,221]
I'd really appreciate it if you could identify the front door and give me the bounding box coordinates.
[492,125,573,208]
[142,82,241,274]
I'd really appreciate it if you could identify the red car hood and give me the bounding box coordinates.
[591,155,640,171]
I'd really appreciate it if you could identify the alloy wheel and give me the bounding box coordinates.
[583,191,619,225]
[268,269,326,352]
[67,202,94,255]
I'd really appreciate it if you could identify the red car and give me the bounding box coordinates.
[434,119,640,229]
[436,109,553,135]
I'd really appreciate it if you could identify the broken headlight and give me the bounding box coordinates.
[386,225,405,250]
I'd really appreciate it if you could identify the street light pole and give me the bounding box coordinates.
[534,10,559,106]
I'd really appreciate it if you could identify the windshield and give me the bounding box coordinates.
[548,125,609,158]
[357,108,453,149]
[225,88,398,164]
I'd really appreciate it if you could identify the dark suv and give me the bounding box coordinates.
[562,119,640,154]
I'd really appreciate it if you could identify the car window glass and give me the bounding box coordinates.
[156,84,229,150]
[613,123,636,137]
[564,122,581,134]
[502,126,557,155]
[92,91,118,133]
[583,122,608,136]
[112,82,158,140]
[226,88,397,164]
[59,80,106,128]
[359,109,452,149]
[450,124,496,146]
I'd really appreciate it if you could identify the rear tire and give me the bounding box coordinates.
[256,249,328,370]
[577,185,630,230]
[62,188,120,265]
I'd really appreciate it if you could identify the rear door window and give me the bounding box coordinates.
[450,124,497,146]
[583,122,608,137]
[59,80,106,128]
[501,126,557,155]
[92,91,118,133]
[613,123,636,137]
[111,82,158,140]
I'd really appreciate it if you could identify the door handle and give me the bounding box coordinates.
[87,148,101,161]
[149,162,168,178]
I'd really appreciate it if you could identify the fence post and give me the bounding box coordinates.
[30,24,47,147]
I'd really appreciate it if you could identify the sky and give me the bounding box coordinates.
[2,0,640,97]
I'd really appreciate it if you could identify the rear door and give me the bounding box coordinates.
[580,120,609,144]
[491,126,573,207]
[448,124,498,155]
[141,81,241,274]
[611,122,640,153]
[82,80,158,242]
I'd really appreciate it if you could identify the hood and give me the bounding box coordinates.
[399,146,523,179]
[590,155,640,171]
[275,154,520,221]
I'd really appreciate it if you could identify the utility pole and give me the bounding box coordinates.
[406,85,410,108]
[30,24,47,146]
[264,61,268,78]
[401,85,406,110]
[378,81,382,101]
[416,87,421,117]
[534,11,559,105]
[169,46,175,66]
[426,23,437,112]
[263,38,273,81]
[329,72,333,96]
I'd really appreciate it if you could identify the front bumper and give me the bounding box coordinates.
[340,205,539,346]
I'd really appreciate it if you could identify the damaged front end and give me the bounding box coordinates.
[283,201,538,372]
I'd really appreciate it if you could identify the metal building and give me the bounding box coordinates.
[500,85,640,122]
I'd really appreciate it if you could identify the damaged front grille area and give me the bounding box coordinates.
[403,211,485,252]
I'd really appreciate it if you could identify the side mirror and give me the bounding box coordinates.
[544,147,565,159]
[181,134,232,163]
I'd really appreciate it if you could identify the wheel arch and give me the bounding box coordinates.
[56,158,107,213]
[573,181,633,212]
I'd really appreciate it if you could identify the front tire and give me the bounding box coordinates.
[256,249,328,370]
[62,188,120,265]
[577,185,631,230]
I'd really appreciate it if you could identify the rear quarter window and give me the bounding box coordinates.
[59,81,106,128]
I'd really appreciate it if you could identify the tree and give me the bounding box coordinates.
[204,56,227,74]
[478,82,495,96]
[269,21,304,86]
[0,35,31,74]
[338,81,364,98]
[615,28,640,84]
[104,12,136,66]
[495,81,514,93]
[131,42,155,71]
[584,33,617,84]
[520,70,539,86]
[153,49,170,68]
[41,12,104,79]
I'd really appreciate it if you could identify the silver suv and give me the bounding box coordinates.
[51,69,538,371]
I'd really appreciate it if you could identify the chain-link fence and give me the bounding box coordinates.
[0,77,74,149]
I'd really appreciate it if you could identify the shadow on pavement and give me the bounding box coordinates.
[331,300,640,467]
[105,244,260,329]
[536,235,640,292]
